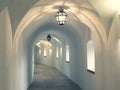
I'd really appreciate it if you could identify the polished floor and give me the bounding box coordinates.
[28,64,82,90]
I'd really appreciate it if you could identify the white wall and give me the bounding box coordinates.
[33,23,107,90]
[0,6,30,90]
[0,7,13,90]
[108,13,120,90]
[0,1,119,90]
[0,1,111,90]
[13,12,108,90]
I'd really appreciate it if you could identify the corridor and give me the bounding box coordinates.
[1,0,120,90]
[28,64,82,90]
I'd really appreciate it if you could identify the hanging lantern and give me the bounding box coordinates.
[55,7,67,25]
[47,34,52,41]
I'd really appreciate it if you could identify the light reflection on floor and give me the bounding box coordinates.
[28,64,82,90]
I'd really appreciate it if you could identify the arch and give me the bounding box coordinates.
[66,45,70,63]
[13,0,107,46]
[108,10,120,90]
[12,1,108,90]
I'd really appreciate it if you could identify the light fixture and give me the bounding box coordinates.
[47,34,52,41]
[55,7,67,25]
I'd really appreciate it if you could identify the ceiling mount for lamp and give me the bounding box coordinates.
[47,34,52,41]
[55,7,67,25]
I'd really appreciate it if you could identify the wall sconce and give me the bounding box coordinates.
[55,7,67,25]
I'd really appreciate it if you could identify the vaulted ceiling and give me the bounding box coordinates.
[1,0,120,36]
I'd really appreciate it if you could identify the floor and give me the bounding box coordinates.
[28,64,82,90]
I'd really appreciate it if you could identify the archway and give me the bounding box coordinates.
[13,0,107,90]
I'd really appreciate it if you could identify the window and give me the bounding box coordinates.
[66,45,70,63]
[44,47,47,57]
[56,47,59,58]
[60,47,62,57]
[39,47,41,54]
[87,40,95,73]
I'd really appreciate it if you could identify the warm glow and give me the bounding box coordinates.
[36,42,41,47]
[66,45,70,63]
[56,47,59,58]
[60,47,62,57]
[52,36,61,44]
[55,8,67,25]
[87,40,95,72]
[44,47,47,57]
[105,0,120,10]
[40,40,52,46]
[49,48,52,55]
[68,7,79,14]
[39,48,41,54]
[59,15,66,21]
[36,40,52,56]
[89,0,120,16]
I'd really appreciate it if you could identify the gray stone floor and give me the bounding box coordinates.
[28,64,82,90]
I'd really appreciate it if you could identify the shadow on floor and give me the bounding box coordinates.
[28,64,82,90]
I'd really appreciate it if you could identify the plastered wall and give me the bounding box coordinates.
[33,23,106,90]
[0,7,12,90]
[0,1,120,90]
[108,13,120,90]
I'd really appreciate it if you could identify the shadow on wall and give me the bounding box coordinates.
[108,12,120,90]
[12,1,108,90]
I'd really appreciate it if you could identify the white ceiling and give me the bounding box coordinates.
[5,0,120,37]
[89,0,120,34]
[89,0,120,17]
[34,0,120,20]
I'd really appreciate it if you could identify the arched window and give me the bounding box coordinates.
[56,46,59,58]
[39,46,41,54]
[66,45,70,63]
[60,47,62,59]
[44,47,47,57]
[87,40,95,73]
